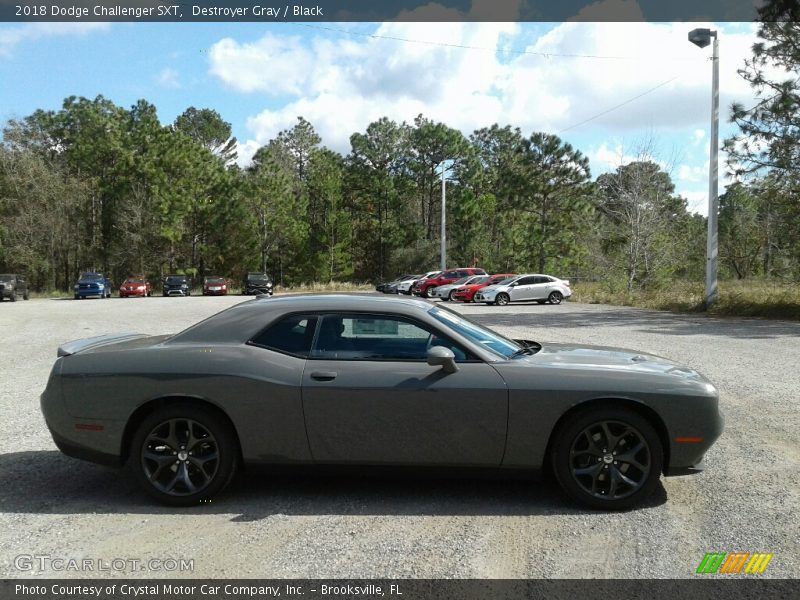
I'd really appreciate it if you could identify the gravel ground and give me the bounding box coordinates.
[0,295,797,579]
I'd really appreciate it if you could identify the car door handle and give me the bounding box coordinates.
[310,371,338,381]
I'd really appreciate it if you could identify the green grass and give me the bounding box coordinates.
[572,280,800,320]
[277,281,374,293]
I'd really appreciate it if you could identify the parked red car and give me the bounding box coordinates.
[202,276,228,296]
[412,267,487,298]
[119,277,152,298]
[452,273,517,302]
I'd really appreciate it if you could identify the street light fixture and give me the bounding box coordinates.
[689,27,719,307]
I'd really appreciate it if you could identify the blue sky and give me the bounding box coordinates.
[0,20,762,215]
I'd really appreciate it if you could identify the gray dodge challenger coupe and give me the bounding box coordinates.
[40,294,723,509]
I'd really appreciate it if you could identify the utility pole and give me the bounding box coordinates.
[689,27,719,307]
[440,160,447,271]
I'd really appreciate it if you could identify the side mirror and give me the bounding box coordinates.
[427,346,458,374]
[508,282,517,287]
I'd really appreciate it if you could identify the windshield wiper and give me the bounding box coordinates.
[509,345,536,359]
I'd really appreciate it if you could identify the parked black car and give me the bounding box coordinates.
[0,274,29,302]
[163,275,191,297]
[74,272,112,299]
[243,272,273,296]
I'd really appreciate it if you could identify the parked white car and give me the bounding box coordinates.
[473,274,572,306]
[396,270,440,295]
[430,274,489,301]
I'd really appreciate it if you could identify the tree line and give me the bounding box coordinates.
[0,17,798,293]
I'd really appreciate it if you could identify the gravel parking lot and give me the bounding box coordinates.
[1,295,797,579]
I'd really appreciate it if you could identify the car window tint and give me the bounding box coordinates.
[517,276,537,285]
[310,314,471,362]
[250,314,318,357]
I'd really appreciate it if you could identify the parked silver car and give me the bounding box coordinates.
[396,270,440,295]
[474,274,572,306]
[429,275,489,301]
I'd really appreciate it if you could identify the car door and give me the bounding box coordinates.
[301,313,508,466]
[509,276,537,301]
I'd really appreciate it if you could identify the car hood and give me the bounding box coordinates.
[479,284,508,293]
[515,342,712,383]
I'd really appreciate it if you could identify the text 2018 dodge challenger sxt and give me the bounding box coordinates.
[41,295,723,509]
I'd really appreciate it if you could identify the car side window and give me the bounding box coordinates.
[310,314,473,362]
[249,314,319,358]
[517,276,537,285]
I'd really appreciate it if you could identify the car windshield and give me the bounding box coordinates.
[80,273,103,280]
[452,276,472,285]
[429,305,522,359]
[124,278,144,284]
[494,277,516,285]
[205,277,225,283]
[471,276,490,284]
[166,276,186,284]
[0,275,13,282]
[248,274,270,282]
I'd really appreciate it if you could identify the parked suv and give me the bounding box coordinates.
[74,272,112,299]
[163,275,191,297]
[0,274,29,302]
[474,274,572,305]
[412,267,487,298]
[243,272,273,295]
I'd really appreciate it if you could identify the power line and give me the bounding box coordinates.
[557,75,682,133]
[294,23,697,61]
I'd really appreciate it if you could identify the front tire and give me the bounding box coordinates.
[549,291,563,305]
[448,291,456,302]
[494,293,510,306]
[551,407,663,510]
[129,404,239,506]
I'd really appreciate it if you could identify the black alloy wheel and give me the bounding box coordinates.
[130,405,238,506]
[552,407,663,510]
[495,293,510,306]
[549,291,563,304]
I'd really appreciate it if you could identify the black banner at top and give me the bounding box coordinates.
[1,0,764,23]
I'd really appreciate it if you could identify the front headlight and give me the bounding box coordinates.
[181,284,188,288]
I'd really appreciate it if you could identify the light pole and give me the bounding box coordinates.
[689,27,719,307]
[440,160,447,271]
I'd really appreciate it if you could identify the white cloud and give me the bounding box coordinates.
[156,67,181,89]
[208,34,314,95]
[208,21,760,160]
[0,22,110,58]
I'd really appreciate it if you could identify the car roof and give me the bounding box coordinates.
[169,294,436,345]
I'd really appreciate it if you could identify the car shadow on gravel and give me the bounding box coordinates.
[471,307,800,339]
[0,451,667,518]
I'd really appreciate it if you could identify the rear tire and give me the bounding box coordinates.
[549,291,563,305]
[129,404,239,506]
[551,407,663,510]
